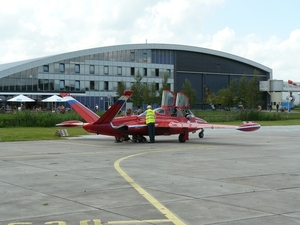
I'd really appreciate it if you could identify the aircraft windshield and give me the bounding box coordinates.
[182,109,194,117]
[176,92,190,108]
[161,90,175,108]
[138,107,166,117]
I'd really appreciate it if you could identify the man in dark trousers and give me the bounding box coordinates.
[146,105,156,143]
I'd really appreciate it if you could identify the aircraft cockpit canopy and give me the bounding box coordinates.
[176,92,190,108]
[161,90,175,108]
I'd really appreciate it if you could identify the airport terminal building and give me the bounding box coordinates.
[0,43,272,110]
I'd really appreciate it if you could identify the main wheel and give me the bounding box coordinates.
[178,133,186,143]
[198,131,204,138]
[115,137,122,143]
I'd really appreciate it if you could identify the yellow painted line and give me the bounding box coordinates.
[114,151,186,225]
[108,219,170,224]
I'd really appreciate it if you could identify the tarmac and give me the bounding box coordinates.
[1,125,300,225]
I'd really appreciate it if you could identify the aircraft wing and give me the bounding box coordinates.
[157,121,260,132]
[56,120,87,127]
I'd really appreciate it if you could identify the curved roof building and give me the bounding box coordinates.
[0,43,271,110]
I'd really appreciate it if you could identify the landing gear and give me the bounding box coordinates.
[178,133,186,143]
[178,129,189,143]
[115,135,131,143]
[132,135,147,143]
[115,137,122,143]
[198,129,204,138]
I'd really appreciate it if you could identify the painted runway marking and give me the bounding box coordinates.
[114,150,186,225]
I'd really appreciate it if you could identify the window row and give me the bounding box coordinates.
[0,78,164,92]
[42,49,174,64]
[43,64,172,77]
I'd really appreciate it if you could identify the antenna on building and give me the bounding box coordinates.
[146,39,147,44]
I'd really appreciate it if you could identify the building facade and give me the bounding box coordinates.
[0,43,272,110]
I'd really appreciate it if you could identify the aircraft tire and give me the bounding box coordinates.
[178,133,186,143]
[142,137,147,142]
[199,131,204,138]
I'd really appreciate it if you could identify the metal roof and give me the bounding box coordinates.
[0,43,272,78]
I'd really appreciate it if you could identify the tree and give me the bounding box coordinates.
[158,73,170,100]
[143,82,158,105]
[214,72,263,110]
[180,79,197,106]
[245,74,263,109]
[148,82,159,105]
[216,80,238,109]
[237,76,248,107]
[116,81,126,99]
[131,70,144,107]
[204,86,218,105]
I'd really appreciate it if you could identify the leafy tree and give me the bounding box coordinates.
[214,71,263,110]
[143,82,159,105]
[180,79,197,106]
[216,80,238,109]
[148,82,159,104]
[131,70,144,107]
[237,76,248,106]
[116,81,126,99]
[158,73,170,100]
[204,86,218,105]
[245,74,263,109]
[142,83,151,104]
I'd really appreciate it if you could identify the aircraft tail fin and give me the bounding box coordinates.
[60,90,133,124]
[60,93,100,123]
[94,90,133,124]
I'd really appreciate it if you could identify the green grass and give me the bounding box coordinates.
[217,119,300,126]
[1,119,300,142]
[0,127,89,142]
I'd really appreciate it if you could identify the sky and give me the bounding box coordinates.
[0,0,299,81]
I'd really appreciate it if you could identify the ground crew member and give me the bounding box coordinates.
[146,105,156,143]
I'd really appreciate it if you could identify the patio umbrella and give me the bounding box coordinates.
[42,95,66,112]
[8,94,35,102]
[42,95,66,102]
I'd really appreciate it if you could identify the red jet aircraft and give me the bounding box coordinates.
[57,90,260,143]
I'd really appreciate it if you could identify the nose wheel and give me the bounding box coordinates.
[199,129,204,138]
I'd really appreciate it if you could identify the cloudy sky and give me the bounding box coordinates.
[0,0,299,81]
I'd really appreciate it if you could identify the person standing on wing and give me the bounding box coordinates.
[146,105,156,143]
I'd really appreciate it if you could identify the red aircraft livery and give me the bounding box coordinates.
[57,90,260,143]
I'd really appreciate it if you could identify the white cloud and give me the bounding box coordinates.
[0,0,299,82]
[200,27,300,82]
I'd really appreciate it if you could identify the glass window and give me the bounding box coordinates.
[104,66,109,75]
[60,80,65,90]
[131,67,135,76]
[104,81,108,91]
[43,65,49,72]
[75,64,80,73]
[130,51,135,61]
[90,81,95,90]
[143,53,147,62]
[44,79,49,90]
[155,83,159,91]
[59,63,65,73]
[155,68,159,77]
[49,79,54,91]
[167,69,171,77]
[90,65,95,74]
[38,79,45,90]
[75,80,80,91]
[143,68,147,76]
[117,66,122,75]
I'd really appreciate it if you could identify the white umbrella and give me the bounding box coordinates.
[8,94,35,102]
[42,95,66,112]
[42,95,66,102]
